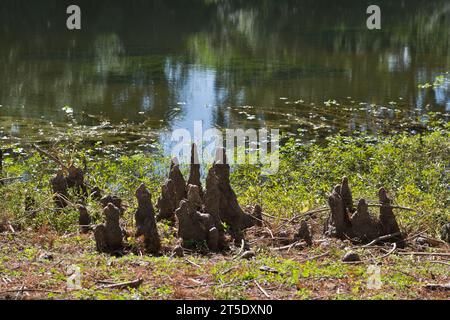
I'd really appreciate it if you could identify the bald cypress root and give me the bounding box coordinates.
[94,203,125,254]
[324,177,405,246]
[135,184,161,255]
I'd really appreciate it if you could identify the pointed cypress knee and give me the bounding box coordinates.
[135,184,161,255]
[157,157,187,223]
[252,205,263,227]
[324,184,353,239]
[187,143,203,196]
[441,223,450,243]
[207,148,256,230]
[378,188,404,247]
[176,185,219,251]
[340,177,354,214]
[67,165,88,198]
[78,204,92,234]
[295,220,313,246]
[94,203,124,254]
[50,170,70,208]
[350,199,380,242]
[99,195,124,215]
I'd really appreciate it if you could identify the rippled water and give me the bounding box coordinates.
[0,0,449,146]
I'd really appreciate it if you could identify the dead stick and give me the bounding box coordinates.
[31,144,68,171]
[0,176,22,184]
[367,204,416,212]
[254,280,270,298]
[184,259,202,268]
[281,203,416,225]
[397,252,450,257]
[271,241,302,251]
[0,288,65,295]
[100,278,143,290]
[363,232,402,247]
[378,243,397,259]
[298,252,329,263]
[277,207,330,225]
[221,266,239,275]
[428,261,450,267]
[424,283,450,291]
[232,239,246,260]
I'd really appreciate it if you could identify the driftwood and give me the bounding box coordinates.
[94,203,124,254]
[135,184,161,255]
[324,177,405,247]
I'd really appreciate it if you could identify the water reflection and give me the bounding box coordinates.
[0,0,449,144]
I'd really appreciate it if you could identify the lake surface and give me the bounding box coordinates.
[0,0,449,147]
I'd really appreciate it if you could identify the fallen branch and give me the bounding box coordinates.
[363,232,402,247]
[0,176,22,184]
[424,283,450,291]
[261,212,284,220]
[415,235,448,247]
[100,278,143,290]
[254,280,270,298]
[8,224,15,234]
[281,207,330,224]
[232,239,246,260]
[0,288,65,295]
[428,261,450,267]
[265,227,274,239]
[221,266,239,275]
[31,144,68,171]
[366,203,416,212]
[298,252,329,263]
[276,203,416,226]
[397,251,450,257]
[184,259,202,269]
[378,243,397,259]
[259,266,279,274]
[271,241,302,251]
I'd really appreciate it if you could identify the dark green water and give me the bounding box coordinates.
[0,0,449,145]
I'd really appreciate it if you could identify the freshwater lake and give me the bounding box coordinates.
[0,0,449,149]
